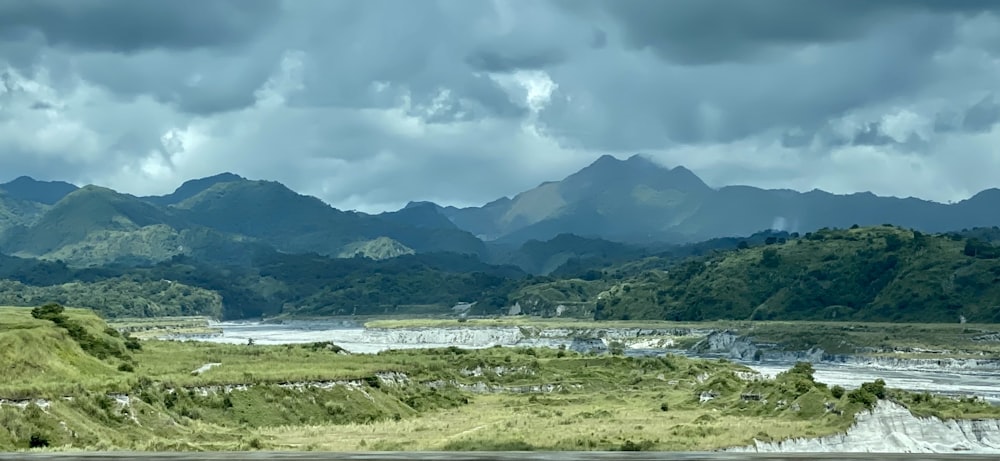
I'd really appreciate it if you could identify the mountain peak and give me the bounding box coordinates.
[626,154,656,165]
[145,172,246,206]
[403,201,440,210]
[569,154,709,193]
[0,176,79,205]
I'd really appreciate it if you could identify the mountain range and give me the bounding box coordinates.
[434,154,1000,245]
[1,154,999,272]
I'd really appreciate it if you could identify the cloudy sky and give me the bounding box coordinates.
[2,0,1000,212]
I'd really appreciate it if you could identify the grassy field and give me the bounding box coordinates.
[3,305,999,452]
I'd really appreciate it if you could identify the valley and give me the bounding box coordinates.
[2,156,1000,454]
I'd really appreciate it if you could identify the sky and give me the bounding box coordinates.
[2,0,1000,213]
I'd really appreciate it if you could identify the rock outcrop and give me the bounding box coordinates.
[730,400,1000,453]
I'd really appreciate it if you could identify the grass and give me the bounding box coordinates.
[259,390,850,451]
[3,305,999,452]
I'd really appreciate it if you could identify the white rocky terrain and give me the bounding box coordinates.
[730,400,1000,453]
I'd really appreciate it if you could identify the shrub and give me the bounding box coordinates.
[28,434,49,449]
[831,385,845,399]
[31,303,66,322]
[124,334,143,351]
[620,439,655,451]
[847,388,877,408]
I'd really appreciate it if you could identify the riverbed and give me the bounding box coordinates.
[170,321,1000,404]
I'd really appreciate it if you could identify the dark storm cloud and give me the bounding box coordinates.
[69,50,276,114]
[932,95,1000,134]
[539,11,947,150]
[0,0,284,115]
[465,48,567,73]
[0,0,279,53]
[962,94,1000,133]
[579,0,1000,65]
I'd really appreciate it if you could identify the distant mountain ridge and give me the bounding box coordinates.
[2,156,999,271]
[0,176,78,205]
[0,173,485,268]
[432,154,1000,245]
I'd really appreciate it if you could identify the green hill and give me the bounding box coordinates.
[0,306,135,398]
[6,186,183,257]
[175,180,485,257]
[594,226,1000,323]
[1,186,264,267]
[0,278,223,318]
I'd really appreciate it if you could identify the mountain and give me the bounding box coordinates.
[173,179,486,257]
[434,154,1000,245]
[0,176,78,205]
[0,174,486,268]
[440,154,713,243]
[0,185,272,267]
[0,191,49,239]
[379,201,460,230]
[5,186,181,256]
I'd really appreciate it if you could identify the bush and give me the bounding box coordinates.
[847,388,877,408]
[831,385,845,399]
[124,334,142,351]
[117,362,135,372]
[620,439,655,451]
[847,379,886,409]
[31,303,66,322]
[28,434,49,449]
[659,402,669,412]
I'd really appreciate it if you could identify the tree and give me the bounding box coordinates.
[737,241,749,250]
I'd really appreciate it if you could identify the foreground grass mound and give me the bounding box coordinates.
[595,226,1000,322]
[0,305,137,398]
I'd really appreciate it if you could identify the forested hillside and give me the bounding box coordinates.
[593,226,1000,323]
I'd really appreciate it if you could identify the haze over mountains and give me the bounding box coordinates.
[1,154,998,272]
